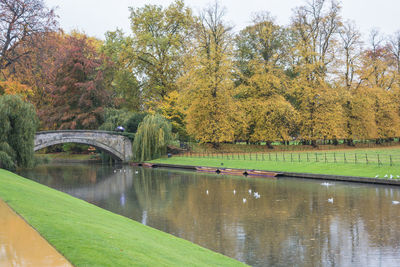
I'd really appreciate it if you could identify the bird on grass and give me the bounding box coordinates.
[206,190,209,195]
[243,198,247,203]
[233,190,236,195]
[375,175,379,178]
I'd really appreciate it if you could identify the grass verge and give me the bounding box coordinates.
[0,169,246,267]
[35,152,99,161]
[150,156,400,178]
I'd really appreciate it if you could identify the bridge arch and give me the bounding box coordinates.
[34,130,133,162]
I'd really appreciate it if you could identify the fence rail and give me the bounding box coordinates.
[177,151,400,166]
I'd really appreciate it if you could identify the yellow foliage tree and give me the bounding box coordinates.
[0,79,33,99]
[159,90,188,140]
[344,87,378,142]
[179,3,239,145]
[248,95,297,145]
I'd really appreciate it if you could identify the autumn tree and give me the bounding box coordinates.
[40,34,111,130]
[287,0,347,145]
[159,90,188,141]
[389,31,400,77]
[0,79,32,98]
[101,30,141,111]
[234,15,296,145]
[179,2,239,145]
[357,30,395,90]
[353,31,400,141]
[338,21,363,90]
[290,0,342,79]
[0,0,56,73]
[128,0,193,107]
[1,31,66,110]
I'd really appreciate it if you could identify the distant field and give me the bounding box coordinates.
[153,147,400,178]
[177,146,400,167]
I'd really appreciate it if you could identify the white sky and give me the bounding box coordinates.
[44,0,400,40]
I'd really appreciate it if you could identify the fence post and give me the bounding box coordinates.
[315,153,318,162]
[307,153,309,162]
[298,153,301,162]
[291,153,293,162]
[250,152,252,160]
[355,154,357,164]
[334,152,336,163]
[276,153,278,161]
[390,155,393,166]
[262,153,265,161]
[324,153,327,163]
[378,154,381,165]
[365,153,368,165]
[256,153,258,161]
[283,153,286,162]
[269,153,271,161]
[344,153,347,163]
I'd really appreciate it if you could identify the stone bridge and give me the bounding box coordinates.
[34,130,133,162]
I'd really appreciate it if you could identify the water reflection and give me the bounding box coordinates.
[19,164,400,267]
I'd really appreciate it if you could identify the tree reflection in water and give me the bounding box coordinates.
[19,164,400,267]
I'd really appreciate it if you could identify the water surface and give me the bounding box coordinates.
[18,163,400,266]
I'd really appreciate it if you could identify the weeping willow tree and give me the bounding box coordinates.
[132,114,173,161]
[0,95,38,171]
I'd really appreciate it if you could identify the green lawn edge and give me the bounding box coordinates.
[150,157,400,178]
[0,169,247,267]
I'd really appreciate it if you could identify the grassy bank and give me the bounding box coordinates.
[0,169,246,267]
[35,152,100,161]
[150,156,400,178]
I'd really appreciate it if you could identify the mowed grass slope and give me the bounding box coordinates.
[0,169,247,267]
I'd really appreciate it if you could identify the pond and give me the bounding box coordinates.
[18,163,400,267]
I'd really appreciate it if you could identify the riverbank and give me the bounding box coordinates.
[35,152,101,163]
[150,156,400,180]
[0,169,247,267]
[0,199,73,266]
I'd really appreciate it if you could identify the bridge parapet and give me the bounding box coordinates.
[34,130,133,162]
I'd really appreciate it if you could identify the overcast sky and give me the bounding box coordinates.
[44,0,400,41]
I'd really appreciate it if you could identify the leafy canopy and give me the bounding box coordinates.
[0,95,38,170]
[132,114,173,161]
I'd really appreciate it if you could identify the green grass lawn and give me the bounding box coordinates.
[151,155,400,178]
[0,169,247,267]
[181,146,400,166]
